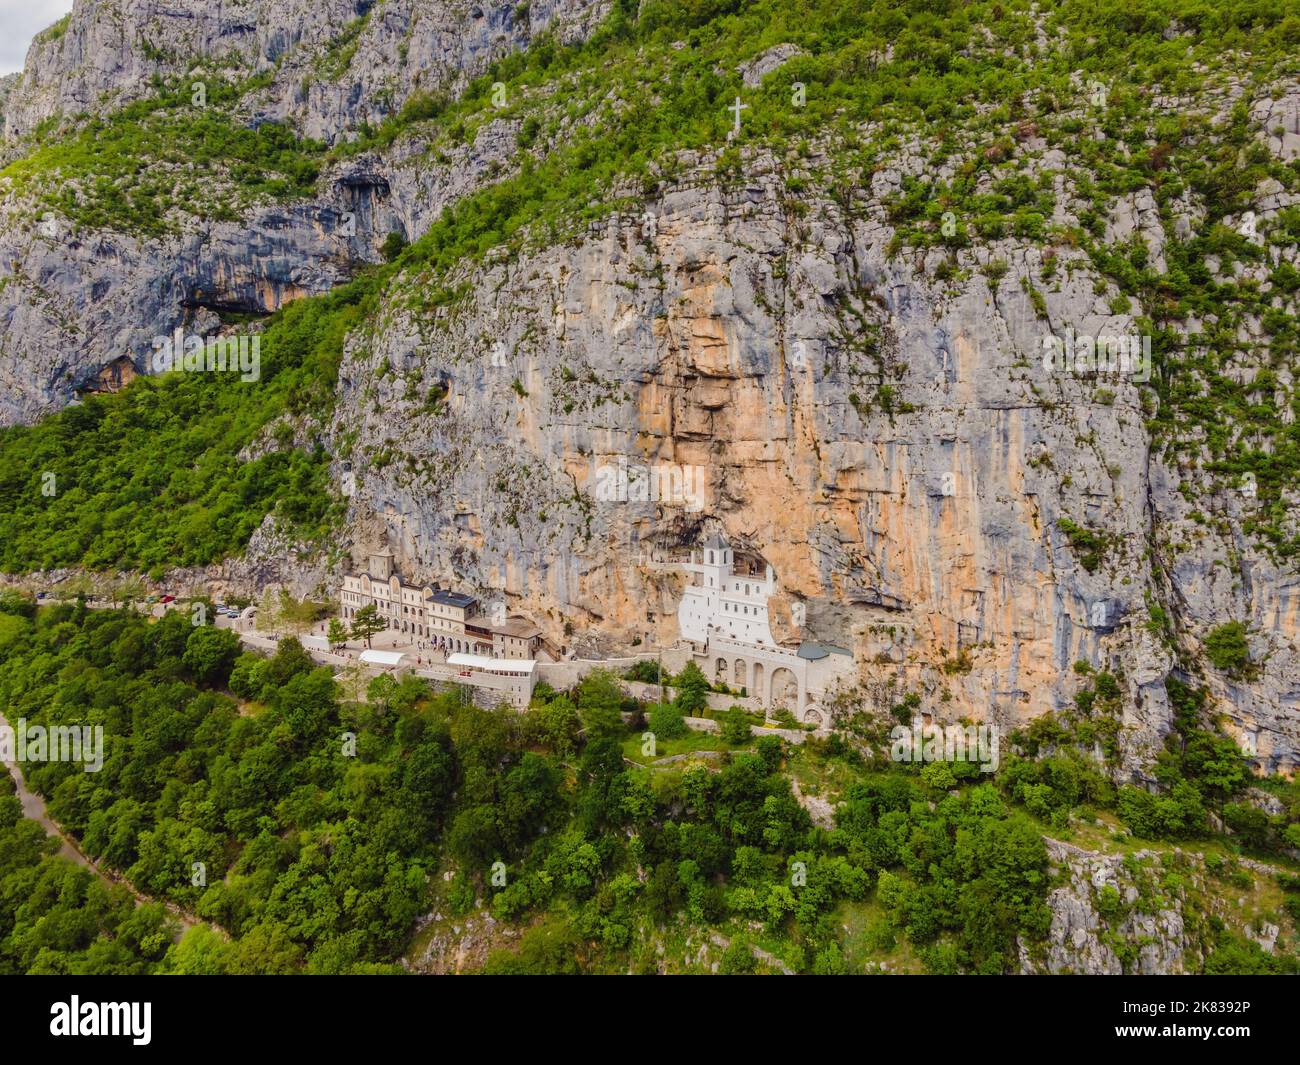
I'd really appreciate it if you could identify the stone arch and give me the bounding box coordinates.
[714,657,728,683]
[803,705,823,727]
[769,666,799,711]
[733,658,747,689]
[752,661,765,702]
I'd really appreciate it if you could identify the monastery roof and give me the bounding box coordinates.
[797,642,852,660]
[496,617,542,639]
[701,532,730,550]
[465,614,542,639]
[432,590,477,608]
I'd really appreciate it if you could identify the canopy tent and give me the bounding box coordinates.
[446,653,536,675]
[359,649,407,667]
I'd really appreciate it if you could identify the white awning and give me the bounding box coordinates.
[360,649,407,667]
[446,653,536,675]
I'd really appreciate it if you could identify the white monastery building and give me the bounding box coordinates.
[678,533,778,646]
[676,533,854,728]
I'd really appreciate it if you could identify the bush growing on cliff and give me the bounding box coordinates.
[1057,519,1109,573]
[1203,621,1251,675]
[380,230,408,261]
[1204,931,1300,975]
[1117,781,1206,839]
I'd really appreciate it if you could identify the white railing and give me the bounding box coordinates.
[708,635,803,663]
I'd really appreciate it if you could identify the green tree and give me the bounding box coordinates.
[755,734,784,773]
[367,672,399,712]
[327,618,349,649]
[648,701,687,740]
[719,938,758,974]
[721,705,752,745]
[380,230,408,261]
[181,625,242,687]
[228,652,270,700]
[349,604,386,648]
[267,636,314,686]
[576,669,625,740]
[162,926,232,975]
[1204,622,1251,674]
[227,922,304,975]
[528,695,581,758]
[674,660,709,716]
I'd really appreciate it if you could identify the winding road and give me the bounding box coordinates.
[0,707,199,931]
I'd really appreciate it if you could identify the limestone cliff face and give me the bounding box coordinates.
[330,144,1298,775]
[2,0,608,143]
[1,4,1297,779]
[1021,838,1291,975]
[0,0,605,424]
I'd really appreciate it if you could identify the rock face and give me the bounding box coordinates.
[328,145,1297,773]
[405,908,520,974]
[0,0,606,424]
[1024,839,1197,975]
[0,203,356,424]
[2,0,609,142]
[1,3,1297,779]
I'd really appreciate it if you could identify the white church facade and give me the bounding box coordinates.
[678,534,779,646]
[675,533,853,728]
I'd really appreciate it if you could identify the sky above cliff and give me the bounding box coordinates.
[0,0,74,75]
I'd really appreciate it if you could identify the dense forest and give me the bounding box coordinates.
[1,594,1295,974]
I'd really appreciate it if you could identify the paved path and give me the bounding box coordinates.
[0,709,92,869]
[0,709,200,932]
